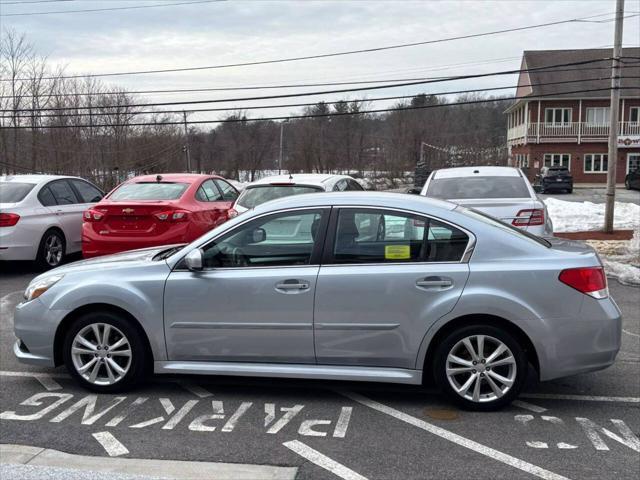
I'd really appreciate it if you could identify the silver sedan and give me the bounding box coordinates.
[13,192,621,410]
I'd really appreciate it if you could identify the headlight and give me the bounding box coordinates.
[23,274,64,302]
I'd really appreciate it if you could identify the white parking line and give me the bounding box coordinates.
[283,440,368,480]
[512,400,547,413]
[342,391,570,480]
[521,393,640,403]
[622,329,640,338]
[92,431,129,457]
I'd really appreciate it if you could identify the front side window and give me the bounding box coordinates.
[584,154,608,173]
[544,153,570,168]
[586,107,610,124]
[545,108,571,125]
[196,179,223,202]
[331,209,469,264]
[347,179,364,191]
[48,180,78,205]
[110,182,188,201]
[71,179,103,203]
[202,209,326,268]
[628,154,640,174]
[214,179,238,202]
[333,179,348,192]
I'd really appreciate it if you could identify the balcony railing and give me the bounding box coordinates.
[508,121,640,144]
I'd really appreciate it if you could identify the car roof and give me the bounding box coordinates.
[433,166,522,179]
[251,191,456,215]
[128,173,223,183]
[0,174,79,184]
[248,173,346,187]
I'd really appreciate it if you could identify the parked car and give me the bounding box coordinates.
[624,168,640,190]
[82,173,238,258]
[420,166,553,236]
[14,192,620,410]
[230,173,363,217]
[0,174,104,269]
[535,166,574,194]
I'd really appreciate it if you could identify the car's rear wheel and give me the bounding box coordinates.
[434,325,527,411]
[63,311,146,393]
[625,179,631,190]
[36,229,65,270]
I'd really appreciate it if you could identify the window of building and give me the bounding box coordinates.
[628,154,640,174]
[586,107,610,124]
[584,154,608,173]
[544,154,571,168]
[544,108,571,125]
[630,107,640,124]
[515,154,529,168]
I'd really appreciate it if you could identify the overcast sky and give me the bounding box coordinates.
[1,0,639,125]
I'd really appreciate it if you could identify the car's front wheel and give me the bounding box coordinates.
[434,325,527,411]
[63,311,146,393]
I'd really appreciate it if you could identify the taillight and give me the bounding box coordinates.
[0,213,20,227]
[154,210,189,222]
[559,267,608,299]
[83,209,104,222]
[512,209,544,227]
[227,209,238,219]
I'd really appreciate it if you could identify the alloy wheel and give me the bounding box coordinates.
[71,323,132,386]
[44,234,63,266]
[445,334,517,403]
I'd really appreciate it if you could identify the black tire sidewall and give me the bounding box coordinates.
[36,229,66,270]
[433,325,528,411]
[63,311,146,393]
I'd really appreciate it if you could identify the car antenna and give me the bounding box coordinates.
[156,174,163,182]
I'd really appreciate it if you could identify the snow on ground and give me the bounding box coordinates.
[545,197,640,233]
[586,226,640,286]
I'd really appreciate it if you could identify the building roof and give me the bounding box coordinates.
[509,48,640,109]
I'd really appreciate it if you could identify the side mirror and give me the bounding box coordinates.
[251,227,266,243]
[185,249,204,271]
[406,188,422,195]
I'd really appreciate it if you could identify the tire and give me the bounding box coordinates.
[36,229,66,270]
[63,310,147,393]
[567,188,573,194]
[433,325,528,411]
[626,179,631,190]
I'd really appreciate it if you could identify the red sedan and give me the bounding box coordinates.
[82,174,238,258]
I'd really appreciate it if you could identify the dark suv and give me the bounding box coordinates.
[536,166,573,194]
[625,169,640,191]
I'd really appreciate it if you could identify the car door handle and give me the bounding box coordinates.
[416,279,452,288]
[275,281,310,290]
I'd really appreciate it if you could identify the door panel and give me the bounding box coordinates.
[164,266,318,363]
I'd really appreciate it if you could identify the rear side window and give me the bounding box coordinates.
[38,186,56,206]
[331,209,469,264]
[48,180,78,205]
[236,185,322,209]
[214,179,238,202]
[0,182,35,203]
[426,176,530,199]
[71,179,103,203]
[110,182,188,201]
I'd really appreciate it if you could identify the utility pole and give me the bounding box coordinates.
[278,119,288,175]
[604,0,625,233]
[182,111,191,172]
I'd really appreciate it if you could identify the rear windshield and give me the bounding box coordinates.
[0,182,35,203]
[236,185,322,209]
[457,206,551,248]
[109,182,188,201]
[426,176,530,199]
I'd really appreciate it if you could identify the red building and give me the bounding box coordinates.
[506,48,640,184]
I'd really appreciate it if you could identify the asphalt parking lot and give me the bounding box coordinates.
[0,262,638,480]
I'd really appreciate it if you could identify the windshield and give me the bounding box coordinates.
[457,206,551,248]
[426,176,530,199]
[0,182,35,203]
[236,185,323,209]
[109,182,188,201]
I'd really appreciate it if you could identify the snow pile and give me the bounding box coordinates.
[545,198,640,233]
[587,226,640,286]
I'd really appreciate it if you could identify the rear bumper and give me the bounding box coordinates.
[537,296,622,381]
[82,223,190,258]
[542,180,573,191]
[0,227,38,261]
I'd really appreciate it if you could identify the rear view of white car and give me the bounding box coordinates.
[0,175,104,269]
[420,166,552,236]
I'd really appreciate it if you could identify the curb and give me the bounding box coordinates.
[0,444,297,480]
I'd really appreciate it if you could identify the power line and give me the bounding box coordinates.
[8,74,638,119]
[4,57,634,113]
[4,86,632,129]
[0,0,224,16]
[1,10,622,81]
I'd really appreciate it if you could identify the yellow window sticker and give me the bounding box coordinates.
[385,245,411,260]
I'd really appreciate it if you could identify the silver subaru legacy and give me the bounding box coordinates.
[13,192,621,410]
